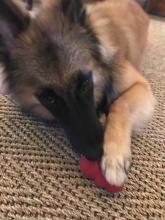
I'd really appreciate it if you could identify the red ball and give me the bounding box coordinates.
[80,156,124,193]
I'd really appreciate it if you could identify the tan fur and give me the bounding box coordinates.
[87,0,149,68]
[86,0,154,185]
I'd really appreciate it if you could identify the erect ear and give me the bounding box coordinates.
[61,0,86,26]
[0,0,30,37]
[0,0,31,94]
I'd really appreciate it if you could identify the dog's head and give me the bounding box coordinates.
[0,0,113,160]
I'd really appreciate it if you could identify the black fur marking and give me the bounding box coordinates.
[0,0,30,35]
[0,38,10,65]
[26,0,33,10]
[83,23,116,116]
[96,81,116,117]
[61,0,86,26]
[96,92,108,116]
[0,33,14,91]
[85,22,113,72]
[2,57,18,92]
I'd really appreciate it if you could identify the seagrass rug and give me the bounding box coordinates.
[0,17,164,220]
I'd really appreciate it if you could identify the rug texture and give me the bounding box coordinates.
[0,17,164,220]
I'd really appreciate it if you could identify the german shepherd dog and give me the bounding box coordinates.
[0,0,155,186]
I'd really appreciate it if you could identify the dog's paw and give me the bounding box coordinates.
[101,144,131,186]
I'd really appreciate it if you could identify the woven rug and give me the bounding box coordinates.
[0,17,164,220]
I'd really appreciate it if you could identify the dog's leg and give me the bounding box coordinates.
[101,61,155,186]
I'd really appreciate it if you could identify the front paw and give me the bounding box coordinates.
[101,146,131,186]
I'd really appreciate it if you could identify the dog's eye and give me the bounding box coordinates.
[47,94,56,104]
[37,89,59,106]
[80,71,93,94]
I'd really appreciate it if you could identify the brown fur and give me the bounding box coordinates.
[146,0,165,17]
[0,0,155,185]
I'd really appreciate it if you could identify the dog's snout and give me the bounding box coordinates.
[85,146,103,161]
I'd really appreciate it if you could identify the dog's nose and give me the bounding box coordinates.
[85,146,103,161]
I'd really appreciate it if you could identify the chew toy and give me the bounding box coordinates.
[80,156,124,193]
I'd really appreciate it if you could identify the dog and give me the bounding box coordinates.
[0,0,155,186]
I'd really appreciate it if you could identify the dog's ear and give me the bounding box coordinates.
[0,0,30,48]
[0,0,31,94]
[61,0,86,26]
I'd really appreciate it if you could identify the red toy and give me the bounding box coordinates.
[80,156,124,193]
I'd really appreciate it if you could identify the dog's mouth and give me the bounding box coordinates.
[64,109,104,160]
